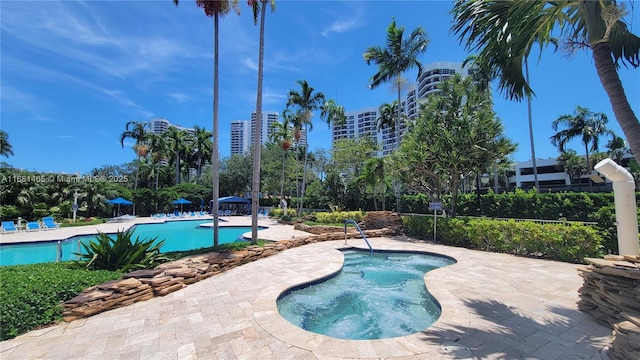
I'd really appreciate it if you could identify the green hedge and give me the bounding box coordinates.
[269,208,297,217]
[0,263,121,340]
[315,211,365,224]
[403,215,603,263]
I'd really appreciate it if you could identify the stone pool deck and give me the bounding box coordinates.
[0,218,613,359]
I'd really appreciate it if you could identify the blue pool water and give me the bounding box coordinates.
[0,220,258,266]
[277,249,455,340]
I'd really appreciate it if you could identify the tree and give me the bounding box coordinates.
[164,126,190,185]
[320,99,347,129]
[331,137,376,180]
[147,133,169,190]
[192,125,213,179]
[364,18,429,147]
[557,149,588,189]
[356,157,388,210]
[269,109,294,199]
[174,0,240,247]
[606,136,629,165]
[391,74,516,216]
[119,120,149,190]
[551,105,614,191]
[249,0,276,244]
[286,80,325,216]
[451,0,640,163]
[0,130,14,158]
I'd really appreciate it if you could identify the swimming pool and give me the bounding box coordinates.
[0,220,258,266]
[277,248,455,340]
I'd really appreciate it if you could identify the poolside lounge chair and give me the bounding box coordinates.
[42,217,60,230]
[26,221,41,232]
[1,221,18,233]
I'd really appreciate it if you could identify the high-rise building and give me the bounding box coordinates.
[332,61,469,156]
[230,120,251,155]
[149,117,196,136]
[250,111,280,146]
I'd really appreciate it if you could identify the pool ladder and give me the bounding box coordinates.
[344,219,373,253]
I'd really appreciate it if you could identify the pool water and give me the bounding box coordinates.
[0,220,257,266]
[277,249,455,340]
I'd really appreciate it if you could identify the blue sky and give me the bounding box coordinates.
[1,0,639,174]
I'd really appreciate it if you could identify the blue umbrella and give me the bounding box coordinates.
[106,197,133,215]
[172,198,192,212]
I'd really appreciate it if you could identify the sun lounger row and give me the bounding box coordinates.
[0,217,60,233]
[151,211,209,219]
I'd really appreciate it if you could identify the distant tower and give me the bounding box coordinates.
[230,120,251,155]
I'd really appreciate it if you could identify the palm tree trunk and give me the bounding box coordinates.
[584,141,592,192]
[212,13,220,246]
[525,58,540,189]
[299,124,309,216]
[251,0,267,244]
[396,81,401,147]
[280,150,286,198]
[591,42,640,164]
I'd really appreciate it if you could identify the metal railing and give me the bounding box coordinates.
[344,219,373,253]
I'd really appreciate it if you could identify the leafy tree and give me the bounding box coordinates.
[356,157,388,210]
[551,106,614,191]
[0,130,14,158]
[220,154,252,197]
[248,0,276,244]
[392,73,516,215]
[331,137,377,181]
[364,18,429,146]
[451,0,640,163]
[606,136,629,164]
[286,80,325,216]
[119,121,149,190]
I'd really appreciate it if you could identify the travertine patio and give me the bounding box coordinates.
[0,217,612,359]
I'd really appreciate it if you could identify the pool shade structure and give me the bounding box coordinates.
[172,198,192,212]
[106,197,133,215]
[215,196,250,215]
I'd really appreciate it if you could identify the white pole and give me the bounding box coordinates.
[594,159,639,255]
[72,191,79,223]
[433,209,437,242]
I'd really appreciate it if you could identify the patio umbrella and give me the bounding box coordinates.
[172,198,192,212]
[106,197,133,215]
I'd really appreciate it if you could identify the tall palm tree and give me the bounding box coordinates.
[164,126,189,185]
[269,109,294,199]
[356,157,387,210]
[0,130,14,158]
[551,105,615,191]
[364,18,429,148]
[287,80,325,216]
[119,120,149,190]
[249,0,276,244]
[147,133,169,190]
[173,0,239,246]
[452,0,640,163]
[376,101,403,133]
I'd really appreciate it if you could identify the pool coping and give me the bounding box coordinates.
[253,241,466,358]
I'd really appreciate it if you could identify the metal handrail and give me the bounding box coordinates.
[344,219,372,253]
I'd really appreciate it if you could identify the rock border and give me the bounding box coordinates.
[578,254,640,360]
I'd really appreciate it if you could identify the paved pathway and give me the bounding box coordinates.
[0,229,612,359]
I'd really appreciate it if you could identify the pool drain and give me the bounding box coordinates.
[441,341,472,359]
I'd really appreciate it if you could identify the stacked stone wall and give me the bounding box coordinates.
[62,228,393,321]
[578,255,640,360]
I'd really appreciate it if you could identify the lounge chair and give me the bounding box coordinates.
[42,217,60,230]
[1,221,18,233]
[26,221,41,232]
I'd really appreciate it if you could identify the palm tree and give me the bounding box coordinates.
[0,130,14,158]
[364,18,429,148]
[551,106,615,191]
[377,101,401,133]
[287,80,325,216]
[269,109,294,199]
[164,126,189,185]
[119,120,149,190]
[356,157,387,210]
[451,0,640,163]
[320,99,347,129]
[147,133,169,190]
[249,0,276,244]
[606,136,629,165]
[174,0,240,246]
[192,125,213,178]
[557,150,588,190]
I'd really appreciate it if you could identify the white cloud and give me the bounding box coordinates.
[321,18,360,37]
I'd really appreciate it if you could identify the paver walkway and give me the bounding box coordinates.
[1,231,612,359]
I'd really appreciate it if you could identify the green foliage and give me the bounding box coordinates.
[269,208,297,217]
[0,263,120,340]
[162,240,267,260]
[403,215,603,263]
[60,218,106,227]
[0,205,20,220]
[74,229,170,272]
[315,211,365,224]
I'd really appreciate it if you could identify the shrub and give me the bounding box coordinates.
[0,263,120,340]
[315,211,365,224]
[402,215,602,263]
[269,208,297,218]
[73,229,170,272]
